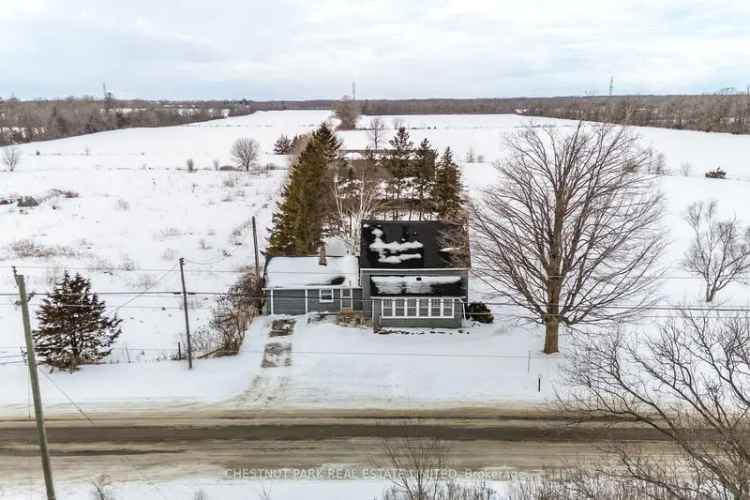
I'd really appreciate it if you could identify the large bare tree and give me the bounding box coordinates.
[471,123,665,354]
[230,137,260,172]
[683,200,750,302]
[563,312,750,498]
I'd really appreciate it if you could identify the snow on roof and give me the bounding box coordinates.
[370,275,462,296]
[265,255,358,288]
[369,227,424,264]
[360,220,458,269]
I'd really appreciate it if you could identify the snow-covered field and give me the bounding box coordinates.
[2,110,750,418]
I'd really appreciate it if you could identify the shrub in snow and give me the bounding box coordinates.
[90,474,116,500]
[705,167,727,179]
[680,162,693,177]
[119,254,137,271]
[10,239,77,258]
[17,195,39,207]
[1,146,21,171]
[207,272,261,356]
[161,248,177,261]
[33,272,122,372]
[186,157,196,172]
[465,302,494,323]
[115,198,130,211]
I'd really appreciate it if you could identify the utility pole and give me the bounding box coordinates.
[609,76,614,97]
[15,273,56,500]
[251,216,260,278]
[178,258,193,369]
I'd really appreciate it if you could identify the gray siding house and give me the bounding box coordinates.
[360,220,468,329]
[263,255,362,315]
[263,220,469,329]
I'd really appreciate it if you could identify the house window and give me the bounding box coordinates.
[443,298,455,318]
[406,299,418,317]
[393,299,406,317]
[380,298,457,319]
[418,299,429,317]
[429,298,442,317]
[319,289,334,303]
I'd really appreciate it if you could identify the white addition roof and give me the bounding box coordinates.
[265,255,359,288]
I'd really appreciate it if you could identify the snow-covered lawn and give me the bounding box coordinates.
[2,110,750,417]
[0,316,556,416]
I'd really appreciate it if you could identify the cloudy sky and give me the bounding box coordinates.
[2,0,749,100]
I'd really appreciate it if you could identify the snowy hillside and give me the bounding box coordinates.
[2,110,750,416]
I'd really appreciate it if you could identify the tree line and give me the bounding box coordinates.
[267,123,464,256]
[525,91,750,135]
[0,97,256,145]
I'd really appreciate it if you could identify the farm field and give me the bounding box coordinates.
[2,110,750,416]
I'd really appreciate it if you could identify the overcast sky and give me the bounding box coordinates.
[2,0,749,100]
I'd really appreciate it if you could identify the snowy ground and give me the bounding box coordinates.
[2,110,750,418]
[0,477,513,500]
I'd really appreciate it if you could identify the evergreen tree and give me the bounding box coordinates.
[267,123,342,255]
[33,272,122,372]
[273,134,293,154]
[412,138,437,220]
[384,127,413,219]
[433,147,464,220]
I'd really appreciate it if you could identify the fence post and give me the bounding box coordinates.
[177,341,182,361]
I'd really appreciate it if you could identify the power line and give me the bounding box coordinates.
[5,263,742,280]
[1,291,750,313]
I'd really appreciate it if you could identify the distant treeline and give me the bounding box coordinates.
[0,98,256,145]
[524,92,750,135]
[3,92,750,145]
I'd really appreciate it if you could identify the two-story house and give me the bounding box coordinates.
[263,220,469,328]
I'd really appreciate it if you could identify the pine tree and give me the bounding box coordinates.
[267,123,342,255]
[433,147,464,221]
[412,138,437,220]
[33,272,122,372]
[384,127,413,219]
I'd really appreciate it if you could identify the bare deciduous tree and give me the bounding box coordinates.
[2,146,21,172]
[471,123,665,354]
[230,138,260,172]
[683,200,750,302]
[383,437,448,500]
[367,117,386,151]
[207,272,260,355]
[329,156,383,253]
[564,312,750,499]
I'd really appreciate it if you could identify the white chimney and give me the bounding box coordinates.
[319,243,327,266]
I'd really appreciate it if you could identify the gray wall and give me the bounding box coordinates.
[266,287,363,315]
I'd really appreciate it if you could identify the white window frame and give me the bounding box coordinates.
[380,298,456,319]
[341,287,353,308]
[319,288,335,303]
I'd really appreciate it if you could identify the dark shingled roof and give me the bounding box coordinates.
[359,220,457,269]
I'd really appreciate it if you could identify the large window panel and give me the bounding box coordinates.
[406,299,418,317]
[394,299,406,317]
[418,299,429,317]
[382,299,394,317]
